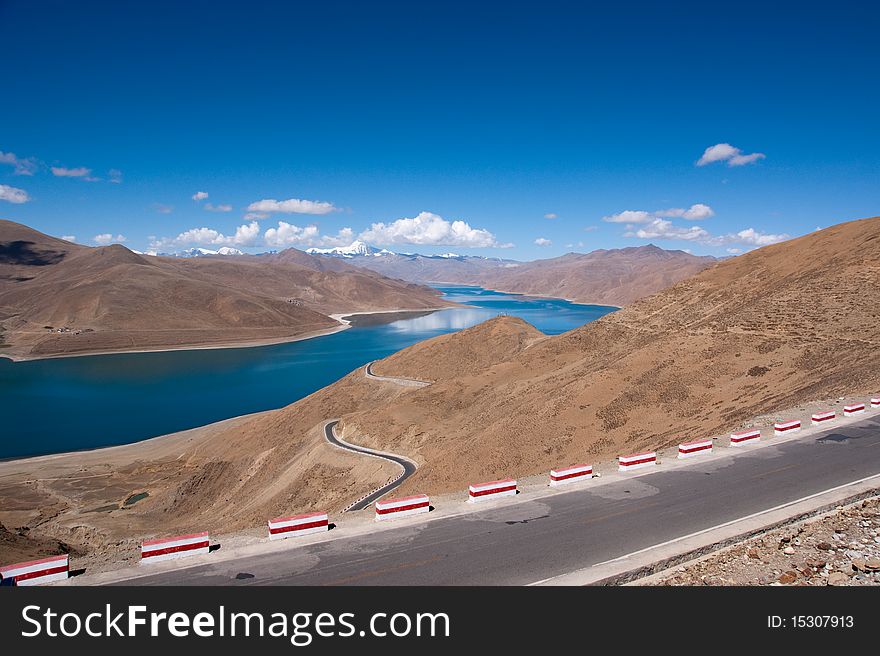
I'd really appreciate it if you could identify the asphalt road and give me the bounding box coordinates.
[324,420,417,511]
[121,415,880,585]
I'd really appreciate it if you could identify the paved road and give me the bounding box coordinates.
[121,416,880,585]
[324,420,417,511]
[364,361,430,387]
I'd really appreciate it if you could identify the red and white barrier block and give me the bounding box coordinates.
[871,397,880,409]
[468,479,517,502]
[618,452,657,472]
[811,411,836,426]
[0,554,69,586]
[375,494,430,521]
[844,403,866,417]
[549,464,593,487]
[678,439,713,459]
[731,429,762,446]
[141,532,210,563]
[774,420,801,436]
[268,511,329,540]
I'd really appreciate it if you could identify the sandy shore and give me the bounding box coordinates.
[0,324,351,363]
[0,304,454,363]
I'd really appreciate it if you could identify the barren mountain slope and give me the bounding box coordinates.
[345,245,717,305]
[2,216,878,566]
[342,215,880,494]
[0,220,450,358]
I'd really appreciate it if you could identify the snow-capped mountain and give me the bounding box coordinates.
[306,241,395,258]
[147,246,246,258]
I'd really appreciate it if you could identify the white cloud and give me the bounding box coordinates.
[152,203,173,214]
[204,203,232,212]
[0,184,30,203]
[93,233,126,245]
[243,212,268,221]
[534,237,552,247]
[156,221,262,249]
[696,143,765,167]
[656,203,715,220]
[730,227,789,246]
[60,235,77,243]
[263,222,355,248]
[603,209,654,224]
[192,191,209,201]
[625,219,712,242]
[358,211,503,248]
[605,204,714,224]
[0,151,37,175]
[624,218,789,249]
[726,247,742,254]
[544,213,558,219]
[247,198,338,215]
[51,166,93,178]
[108,169,123,184]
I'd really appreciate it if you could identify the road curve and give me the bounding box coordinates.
[121,415,880,586]
[323,420,417,511]
[364,361,430,388]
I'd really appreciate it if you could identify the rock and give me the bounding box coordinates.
[852,559,867,572]
[865,557,880,571]
[827,572,850,586]
[778,571,798,584]
[806,558,827,569]
[783,546,796,555]
[817,542,833,551]
[747,547,761,559]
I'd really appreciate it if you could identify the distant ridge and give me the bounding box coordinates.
[306,240,717,305]
[0,219,452,359]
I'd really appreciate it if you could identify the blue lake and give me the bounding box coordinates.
[0,286,615,459]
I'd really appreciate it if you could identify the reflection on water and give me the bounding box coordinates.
[386,308,491,333]
[0,285,615,458]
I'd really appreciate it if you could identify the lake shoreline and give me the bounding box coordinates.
[0,305,452,363]
[423,281,623,309]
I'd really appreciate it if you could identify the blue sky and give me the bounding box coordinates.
[1,0,878,259]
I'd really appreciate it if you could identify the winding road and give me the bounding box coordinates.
[323,420,417,511]
[119,414,880,586]
[320,361,427,511]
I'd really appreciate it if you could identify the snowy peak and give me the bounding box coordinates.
[149,246,245,258]
[306,241,394,258]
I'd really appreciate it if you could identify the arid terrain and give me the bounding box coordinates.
[1,215,879,569]
[320,244,718,306]
[650,497,880,586]
[0,219,451,359]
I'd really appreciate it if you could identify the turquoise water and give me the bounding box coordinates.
[0,286,615,459]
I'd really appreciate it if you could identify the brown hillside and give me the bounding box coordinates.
[347,244,717,305]
[1,215,878,566]
[0,220,451,358]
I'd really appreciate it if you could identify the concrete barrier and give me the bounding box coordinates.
[468,479,517,502]
[773,421,801,436]
[268,511,329,540]
[811,411,836,426]
[678,439,713,459]
[0,554,69,586]
[731,429,762,445]
[141,532,210,563]
[618,452,657,472]
[549,464,592,486]
[871,397,880,408]
[375,494,430,520]
[844,403,866,416]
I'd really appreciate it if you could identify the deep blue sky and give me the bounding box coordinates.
[1,0,878,258]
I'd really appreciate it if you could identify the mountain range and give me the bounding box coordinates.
[0,220,451,359]
[3,214,877,565]
[306,241,718,306]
